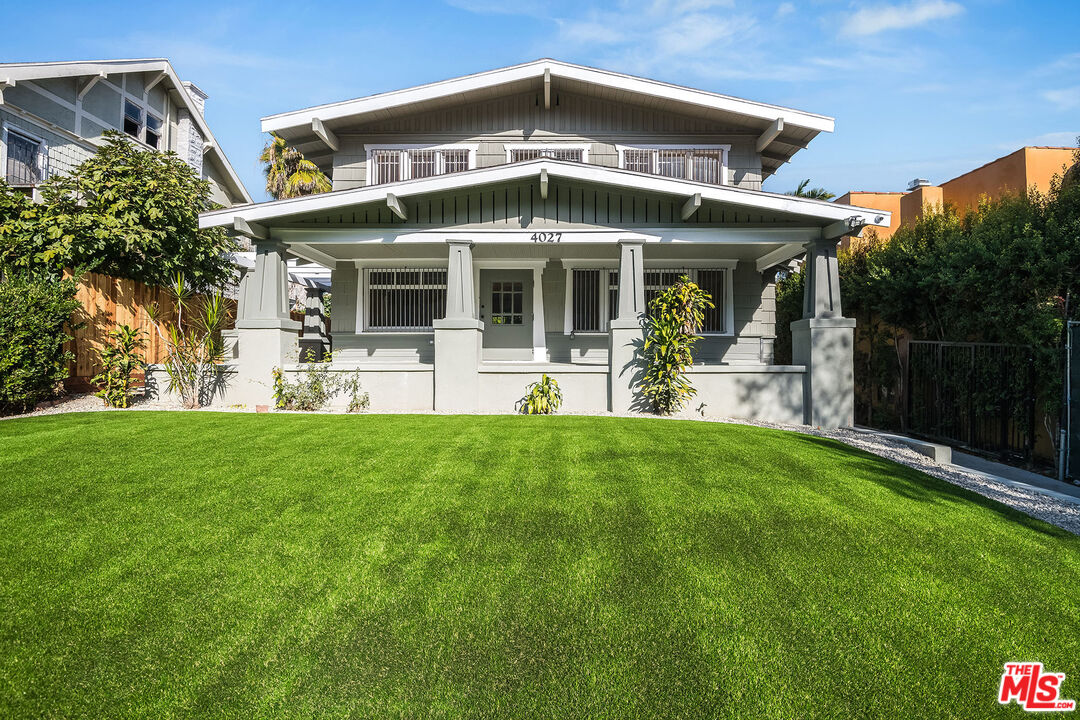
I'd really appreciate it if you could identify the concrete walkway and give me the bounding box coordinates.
[949,451,1080,505]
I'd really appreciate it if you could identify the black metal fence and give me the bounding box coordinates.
[906,340,1036,461]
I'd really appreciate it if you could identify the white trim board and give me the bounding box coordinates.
[261,59,835,136]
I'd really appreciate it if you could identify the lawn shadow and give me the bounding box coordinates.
[784,431,1078,540]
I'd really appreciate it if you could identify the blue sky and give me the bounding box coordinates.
[3,0,1078,202]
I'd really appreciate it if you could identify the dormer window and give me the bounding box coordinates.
[618,145,730,185]
[366,144,478,185]
[505,144,588,163]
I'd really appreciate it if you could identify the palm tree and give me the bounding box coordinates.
[787,179,835,201]
[259,134,332,199]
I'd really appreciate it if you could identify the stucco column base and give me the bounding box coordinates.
[232,318,301,407]
[791,316,856,429]
[608,317,645,412]
[433,318,484,412]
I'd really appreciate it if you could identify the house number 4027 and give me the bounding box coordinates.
[531,232,562,243]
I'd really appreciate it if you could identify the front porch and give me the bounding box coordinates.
[199,159,881,427]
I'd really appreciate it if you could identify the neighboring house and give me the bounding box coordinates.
[0,58,250,206]
[198,59,889,426]
[836,146,1076,244]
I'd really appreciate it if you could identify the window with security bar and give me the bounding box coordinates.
[620,148,726,185]
[370,148,472,185]
[366,268,448,331]
[571,267,728,334]
[4,131,45,186]
[509,147,585,162]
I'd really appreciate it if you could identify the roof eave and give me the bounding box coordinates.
[259,59,835,137]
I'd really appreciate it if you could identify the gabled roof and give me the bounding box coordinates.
[260,59,834,174]
[201,159,889,232]
[0,58,252,203]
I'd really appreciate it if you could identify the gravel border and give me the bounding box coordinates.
[5,395,1079,535]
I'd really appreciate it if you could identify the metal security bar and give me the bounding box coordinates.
[621,148,725,185]
[574,268,727,333]
[645,269,726,332]
[572,269,605,332]
[5,131,45,186]
[367,268,447,331]
[906,341,1036,460]
[510,148,584,162]
[373,149,471,185]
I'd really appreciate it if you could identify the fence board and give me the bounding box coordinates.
[64,271,235,386]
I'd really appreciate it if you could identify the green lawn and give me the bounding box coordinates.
[1,413,1078,718]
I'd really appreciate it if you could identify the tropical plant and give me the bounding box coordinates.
[91,324,146,408]
[259,134,332,200]
[0,132,237,290]
[0,273,82,415]
[272,350,369,412]
[787,179,835,201]
[640,276,714,415]
[146,275,231,409]
[516,374,563,415]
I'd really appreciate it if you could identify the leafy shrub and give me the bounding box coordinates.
[147,275,231,409]
[0,274,82,415]
[0,133,237,290]
[640,276,714,415]
[272,351,369,412]
[91,325,146,408]
[517,374,563,414]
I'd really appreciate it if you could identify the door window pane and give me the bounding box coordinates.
[491,280,524,325]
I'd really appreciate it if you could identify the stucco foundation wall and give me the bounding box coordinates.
[285,366,435,411]
[688,367,806,424]
[478,366,609,412]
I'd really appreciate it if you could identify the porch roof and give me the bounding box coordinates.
[201,158,891,235]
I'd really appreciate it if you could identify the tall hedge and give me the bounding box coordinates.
[0,275,82,415]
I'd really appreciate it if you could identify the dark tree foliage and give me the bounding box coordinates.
[0,132,237,290]
[776,148,1080,434]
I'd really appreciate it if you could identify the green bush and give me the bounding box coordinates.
[91,325,146,408]
[517,374,563,414]
[0,274,82,415]
[272,351,369,412]
[640,276,714,415]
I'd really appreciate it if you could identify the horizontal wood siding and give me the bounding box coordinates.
[329,90,765,191]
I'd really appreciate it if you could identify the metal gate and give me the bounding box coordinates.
[1067,323,1080,479]
[906,340,1036,460]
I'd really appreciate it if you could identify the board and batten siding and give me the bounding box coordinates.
[329,90,763,193]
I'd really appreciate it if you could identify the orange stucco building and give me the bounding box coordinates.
[836,146,1077,244]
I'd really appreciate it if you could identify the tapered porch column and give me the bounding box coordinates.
[608,238,646,412]
[298,285,329,362]
[433,240,483,411]
[532,265,547,362]
[790,235,855,428]
[234,240,301,405]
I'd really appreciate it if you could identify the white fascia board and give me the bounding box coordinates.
[203,159,888,230]
[0,58,252,204]
[260,59,835,136]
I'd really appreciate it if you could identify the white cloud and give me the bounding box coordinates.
[1043,86,1080,110]
[843,0,964,36]
[776,2,796,18]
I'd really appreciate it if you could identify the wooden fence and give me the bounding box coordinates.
[64,271,236,388]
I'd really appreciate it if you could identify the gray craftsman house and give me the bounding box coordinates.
[0,58,249,206]
[200,59,888,426]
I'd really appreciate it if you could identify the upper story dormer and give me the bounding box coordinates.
[0,59,250,206]
[260,59,834,195]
